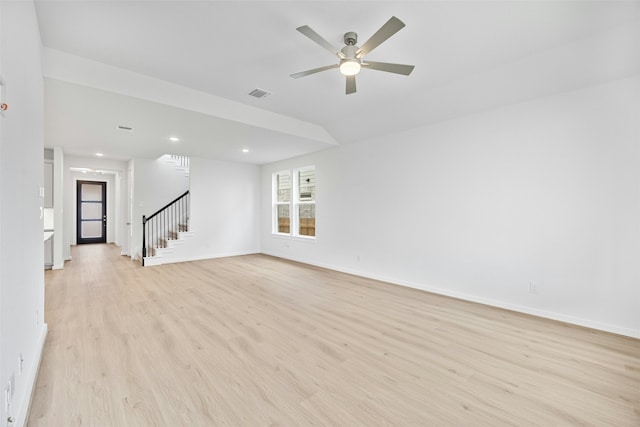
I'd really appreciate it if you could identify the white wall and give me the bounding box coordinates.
[185,157,260,261]
[62,156,128,261]
[131,156,260,262]
[261,75,640,338]
[130,156,190,259]
[0,1,47,425]
[52,147,64,268]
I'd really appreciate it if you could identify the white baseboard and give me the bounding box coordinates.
[262,251,640,339]
[15,323,48,427]
[143,249,261,267]
[175,250,261,264]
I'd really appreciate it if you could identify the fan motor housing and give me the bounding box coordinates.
[344,32,358,45]
[341,44,359,61]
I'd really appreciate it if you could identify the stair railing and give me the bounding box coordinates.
[142,190,189,266]
[170,154,190,169]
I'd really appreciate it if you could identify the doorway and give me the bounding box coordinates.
[76,180,107,244]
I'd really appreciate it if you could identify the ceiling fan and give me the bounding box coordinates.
[290,16,415,95]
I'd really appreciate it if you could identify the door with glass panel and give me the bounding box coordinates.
[76,181,107,244]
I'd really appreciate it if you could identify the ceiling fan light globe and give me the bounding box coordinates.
[340,60,361,76]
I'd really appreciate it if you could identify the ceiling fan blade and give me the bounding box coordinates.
[363,61,415,76]
[297,25,346,59]
[290,64,339,79]
[356,16,405,58]
[346,75,356,95]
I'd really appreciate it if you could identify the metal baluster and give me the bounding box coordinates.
[142,191,189,265]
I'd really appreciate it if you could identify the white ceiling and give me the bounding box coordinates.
[35,0,640,164]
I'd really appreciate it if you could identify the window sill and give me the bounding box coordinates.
[271,234,316,243]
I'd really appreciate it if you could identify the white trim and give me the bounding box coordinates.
[72,175,117,245]
[261,251,640,339]
[272,232,291,238]
[143,250,261,267]
[272,170,292,235]
[292,165,315,239]
[291,235,316,243]
[0,75,5,118]
[272,166,316,239]
[17,323,48,427]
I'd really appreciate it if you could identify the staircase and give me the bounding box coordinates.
[166,154,190,177]
[142,190,193,266]
[141,155,194,266]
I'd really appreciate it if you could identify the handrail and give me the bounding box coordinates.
[145,190,189,222]
[142,190,189,266]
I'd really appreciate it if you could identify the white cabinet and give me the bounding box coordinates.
[44,234,53,269]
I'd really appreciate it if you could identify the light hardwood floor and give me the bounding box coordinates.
[28,244,640,426]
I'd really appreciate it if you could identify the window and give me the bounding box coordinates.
[273,166,315,238]
[274,171,291,234]
[296,167,315,237]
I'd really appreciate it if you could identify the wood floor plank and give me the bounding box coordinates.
[27,244,640,426]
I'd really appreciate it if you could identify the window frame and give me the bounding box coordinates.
[272,170,292,236]
[293,165,315,239]
[272,166,315,239]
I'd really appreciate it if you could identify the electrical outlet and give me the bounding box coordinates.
[530,281,538,294]
[4,376,13,414]
[4,384,9,414]
[8,374,14,399]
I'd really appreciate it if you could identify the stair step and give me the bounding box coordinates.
[143,229,194,267]
[143,256,164,267]
[154,246,175,256]
[163,155,190,172]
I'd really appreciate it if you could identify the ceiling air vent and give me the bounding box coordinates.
[248,88,271,99]
[116,125,134,132]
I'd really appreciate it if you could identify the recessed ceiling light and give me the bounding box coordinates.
[169,136,180,142]
[96,153,104,157]
[241,148,250,153]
